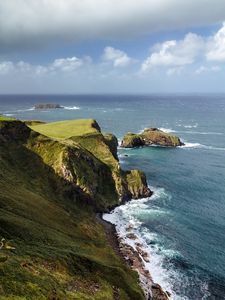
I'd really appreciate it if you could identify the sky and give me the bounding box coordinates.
[0,0,225,94]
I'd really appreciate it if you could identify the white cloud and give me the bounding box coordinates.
[206,23,225,62]
[0,61,14,74]
[142,33,204,72]
[1,0,225,50]
[0,56,87,76]
[167,67,183,76]
[50,57,83,72]
[195,65,221,74]
[102,47,133,67]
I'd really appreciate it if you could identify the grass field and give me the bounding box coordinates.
[30,119,100,139]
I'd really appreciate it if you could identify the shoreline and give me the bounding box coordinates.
[97,211,170,300]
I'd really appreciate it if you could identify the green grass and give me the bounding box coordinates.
[30,119,100,139]
[0,115,16,121]
[0,119,145,299]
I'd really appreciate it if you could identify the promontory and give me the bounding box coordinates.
[0,116,156,299]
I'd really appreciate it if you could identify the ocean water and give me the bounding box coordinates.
[0,94,225,299]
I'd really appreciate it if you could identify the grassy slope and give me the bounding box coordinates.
[0,119,144,300]
[30,119,100,139]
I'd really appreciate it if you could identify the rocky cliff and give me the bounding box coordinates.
[0,117,152,299]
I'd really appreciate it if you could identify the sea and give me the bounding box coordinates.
[0,94,225,300]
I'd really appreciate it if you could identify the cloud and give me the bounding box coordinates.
[206,22,225,62]
[142,23,225,73]
[102,47,133,67]
[1,0,225,50]
[0,61,14,74]
[0,56,87,76]
[50,57,83,72]
[142,33,204,71]
[195,65,221,74]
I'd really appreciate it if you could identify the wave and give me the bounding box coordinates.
[103,186,211,299]
[13,107,35,113]
[179,131,223,135]
[159,127,176,133]
[181,143,225,151]
[62,106,80,110]
[183,124,198,129]
[159,127,223,136]
[103,187,180,298]
[4,113,14,117]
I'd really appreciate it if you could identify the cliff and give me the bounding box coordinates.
[0,118,152,299]
[121,128,184,148]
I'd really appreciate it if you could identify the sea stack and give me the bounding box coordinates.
[121,128,184,148]
[34,103,62,109]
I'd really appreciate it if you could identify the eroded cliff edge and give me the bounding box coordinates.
[0,117,152,299]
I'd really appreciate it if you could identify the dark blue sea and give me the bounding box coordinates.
[1,94,225,299]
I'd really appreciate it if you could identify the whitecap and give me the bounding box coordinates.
[180,142,203,148]
[178,131,223,136]
[183,123,198,128]
[181,143,225,151]
[62,106,80,110]
[4,113,14,117]
[159,128,176,133]
[16,107,35,112]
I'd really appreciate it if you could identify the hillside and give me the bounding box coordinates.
[0,118,151,299]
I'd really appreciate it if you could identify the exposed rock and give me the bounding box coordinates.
[121,128,184,148]
[121,133,145,148]
[0,120,32,142]
[126,233,138,240]
[151,283,170,300]
[124,169,153,199]
[103,133,119,160]
[34,103,62,109]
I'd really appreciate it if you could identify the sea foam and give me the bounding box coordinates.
[62,106,80,110]
[103,187,182,299]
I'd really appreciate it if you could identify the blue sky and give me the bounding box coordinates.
[0,0,225,94]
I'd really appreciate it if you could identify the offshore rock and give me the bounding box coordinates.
[121,128,184,148]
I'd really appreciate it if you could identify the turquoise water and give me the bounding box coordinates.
[1,94,225,299]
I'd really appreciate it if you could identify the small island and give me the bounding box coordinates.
[121,128,184,148]
[34,103,63,109]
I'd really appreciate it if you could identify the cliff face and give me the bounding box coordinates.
[0,118,151,299]
[29,119,152,209]
[121,128,184,148]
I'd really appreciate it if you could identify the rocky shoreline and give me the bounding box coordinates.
[98,212,170,300]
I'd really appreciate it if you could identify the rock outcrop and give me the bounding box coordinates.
[0,120,33,142]
[34,103,62,109]
[121,128,184,148]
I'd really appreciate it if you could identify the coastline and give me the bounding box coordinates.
[97,211,170,300]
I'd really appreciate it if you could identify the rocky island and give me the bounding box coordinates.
[121,128,184,148]
[0,115,170,299]
[34,103,63,109]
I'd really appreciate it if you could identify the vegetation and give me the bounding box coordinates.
[0,118,148,299]
[30,119,100,139]
[0,115,15,121]
[121,128,183,148]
